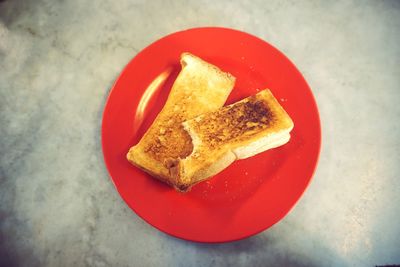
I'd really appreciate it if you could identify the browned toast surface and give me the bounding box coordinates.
[185,90,290,148]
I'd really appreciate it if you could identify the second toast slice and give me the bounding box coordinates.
[172,89,294,190]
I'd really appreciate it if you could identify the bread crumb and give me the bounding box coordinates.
[158,136,166,144]
[246,122,258,127]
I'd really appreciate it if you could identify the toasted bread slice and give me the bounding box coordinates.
[173,89,294,191]
[127,52,236,190]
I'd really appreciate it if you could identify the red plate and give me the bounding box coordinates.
[101,27,321,243]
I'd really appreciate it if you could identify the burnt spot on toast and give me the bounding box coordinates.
[192,96,276,148]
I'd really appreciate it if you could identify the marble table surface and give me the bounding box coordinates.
[1,0,399,266]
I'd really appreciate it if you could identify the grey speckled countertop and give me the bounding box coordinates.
[1,1,400,266]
